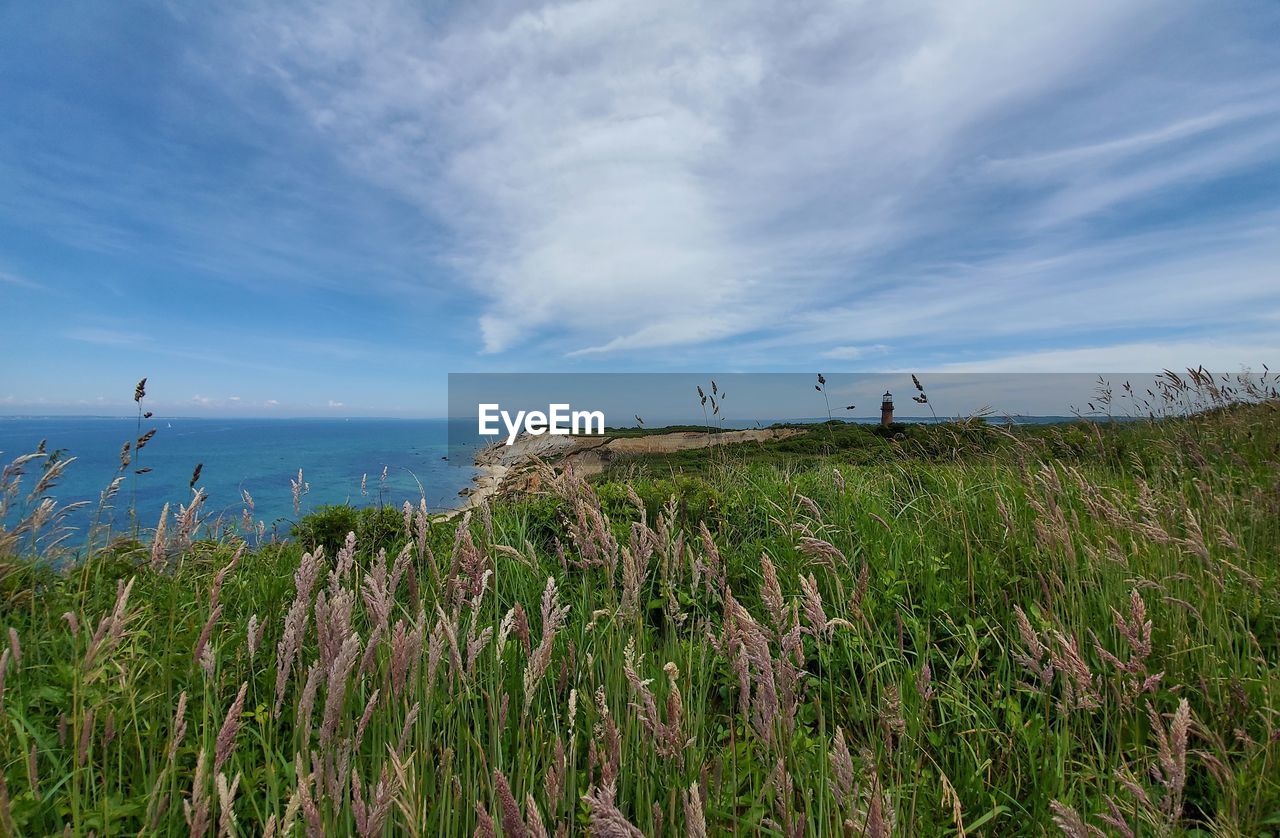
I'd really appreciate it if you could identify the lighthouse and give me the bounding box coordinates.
[880,390,894,426]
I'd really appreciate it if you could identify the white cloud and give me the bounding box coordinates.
[978,101,1277,180]
[1026,124,1280,229]
[937,338,1280,373]
[821,345,890,361]
[215,0,1278,362]
[761,213,1280,358]
[328,399,344,408]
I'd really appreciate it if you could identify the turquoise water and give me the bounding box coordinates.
[2,413,1092,546]
[0,417,477,543]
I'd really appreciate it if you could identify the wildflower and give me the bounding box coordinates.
[0,649,8,714]
[1049,801,1103,837]
[274,547,325,714]
[214,682,248,773]
[216,771,241,837]
[474,803,497,838]
[546,737,567,805]
[523,577,569,713]
[684,781,706,838]
[291,468,308,516]
[829,727,854,807]
[352,765,400,838]
[759,553,786,634]
[494,769,528,838]
[168,691,188,762]
[1090,588,1163,708]
[354,689,380,750]
[76,707,93,767]
[183,750,210,837]
[296,662,324,745]
[916,659,935,704]
[246,615,263,662]
[26,742,39,801]
[83,577,136,674]
[319,633,361,747]
[150,503,169,569]
[583,782,644,837]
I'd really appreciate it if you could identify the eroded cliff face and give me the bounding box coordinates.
[460,427,804,511]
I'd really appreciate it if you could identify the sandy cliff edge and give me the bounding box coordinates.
[454,426,803,513]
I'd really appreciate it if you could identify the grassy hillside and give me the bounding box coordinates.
[0,398,1277,835]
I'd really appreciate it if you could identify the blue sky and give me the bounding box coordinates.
[1,0,1277,417]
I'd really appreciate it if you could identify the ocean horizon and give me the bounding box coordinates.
[2,412,1101,547]
[0,416,478,545]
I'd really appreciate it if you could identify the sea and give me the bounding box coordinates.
[2,413,1088,547]
[0,417,478,544]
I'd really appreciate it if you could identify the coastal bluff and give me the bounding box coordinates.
[460,426,803,510]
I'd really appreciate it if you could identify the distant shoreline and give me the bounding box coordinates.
[450,412,1143,514]
[455,425,806,513]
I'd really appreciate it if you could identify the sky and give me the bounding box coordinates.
[446,372,1252,426]
[1,0,1278,417]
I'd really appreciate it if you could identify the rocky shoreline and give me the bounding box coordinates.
[455,426,804,512]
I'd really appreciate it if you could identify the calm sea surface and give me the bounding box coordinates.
[0,417,477,542]
[2,414,1087,546]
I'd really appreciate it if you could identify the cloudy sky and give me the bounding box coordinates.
[1,0,1277,416]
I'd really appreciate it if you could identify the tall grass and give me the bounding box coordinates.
[0,378,1277,834]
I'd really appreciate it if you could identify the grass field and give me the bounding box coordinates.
[1,382,1278,835]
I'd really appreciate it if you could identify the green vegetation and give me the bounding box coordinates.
[1,393,1278,835]
[290,504,407,556]
[597,424,728,438]
[602,419,989,475]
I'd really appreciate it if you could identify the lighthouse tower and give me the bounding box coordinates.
[880,391,894,426]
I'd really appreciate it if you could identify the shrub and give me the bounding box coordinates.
[292,503,407,555]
